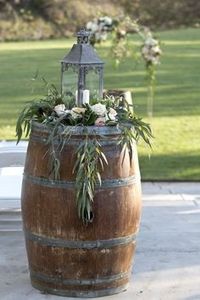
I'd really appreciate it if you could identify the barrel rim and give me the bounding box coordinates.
[31,121,127,136]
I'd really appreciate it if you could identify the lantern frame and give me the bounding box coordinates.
[61,29,104,106]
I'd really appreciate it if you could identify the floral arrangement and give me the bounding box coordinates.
[86,16,162,117]
[16,83,153,223]
[86,16,113,45]
[141,29,162,117]
[141,31,162,65]
[53,102,117,126]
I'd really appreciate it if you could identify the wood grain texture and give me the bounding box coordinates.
[21,123,142,297]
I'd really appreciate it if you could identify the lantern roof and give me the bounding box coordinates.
[61,29,104,66]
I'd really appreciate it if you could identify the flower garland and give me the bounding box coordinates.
[86,16,113,46]
[141,29,162,117]
[86,16,162,117]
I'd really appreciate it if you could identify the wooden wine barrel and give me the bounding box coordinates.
[21,122,142,298]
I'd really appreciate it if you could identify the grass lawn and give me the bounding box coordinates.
[0,28,200,180]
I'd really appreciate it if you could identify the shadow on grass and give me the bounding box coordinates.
[139,153,200,181]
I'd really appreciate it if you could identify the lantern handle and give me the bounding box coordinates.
[77,28,90,44]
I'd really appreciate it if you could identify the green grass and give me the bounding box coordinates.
[0,27,200,180]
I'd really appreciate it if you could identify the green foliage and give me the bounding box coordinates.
[16,83,62,144]
[82,104,98,126]
[73,134,108,223]
[117,98,153,162]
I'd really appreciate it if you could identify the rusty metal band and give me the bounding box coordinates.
[31,281,129,298]
[25,230,136,249]
[23,173,139,189]
[30,269,130,286]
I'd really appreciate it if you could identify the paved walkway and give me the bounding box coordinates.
[0,141,200,299]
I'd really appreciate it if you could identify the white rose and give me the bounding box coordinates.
[54,104,66,116]
[91,103,107,116]
[72,107,86,114]
[109,108,117,117]
[71,107,86,119]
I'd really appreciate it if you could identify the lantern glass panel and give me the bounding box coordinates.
[62,67,77,102]
[85,69,101,101]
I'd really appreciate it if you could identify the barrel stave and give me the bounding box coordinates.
[21,181,141,240]
[21,123,142,297]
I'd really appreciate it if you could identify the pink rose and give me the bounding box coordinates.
[95,117,106,126]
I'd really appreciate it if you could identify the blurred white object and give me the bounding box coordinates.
[83,89,90,104]
[0,141,27,207]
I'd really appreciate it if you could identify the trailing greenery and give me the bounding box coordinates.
[16,82,63,144]
[88,15,162,117]
[115,98,153,147]
[117,105,153,164]
[73,134,108,223]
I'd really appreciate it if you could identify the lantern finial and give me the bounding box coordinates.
[77,28,90,44]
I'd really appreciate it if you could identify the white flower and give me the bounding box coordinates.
[65,109,71,114]
[71,107,86,119]
[100,16,113,26]
[71,111,80,119]
[145,37,158,47]
[109,108,117,116]
[152,46,162,55]
[91,103,107,116]
[72,107,86,114]
[86,21,98,33]
[106,113,116,121]
[151,57,160,65]
[95,117,106,126]
[54,104,66,116]
[142,42,161,64]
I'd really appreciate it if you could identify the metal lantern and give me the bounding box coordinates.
[61,29,104,106]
